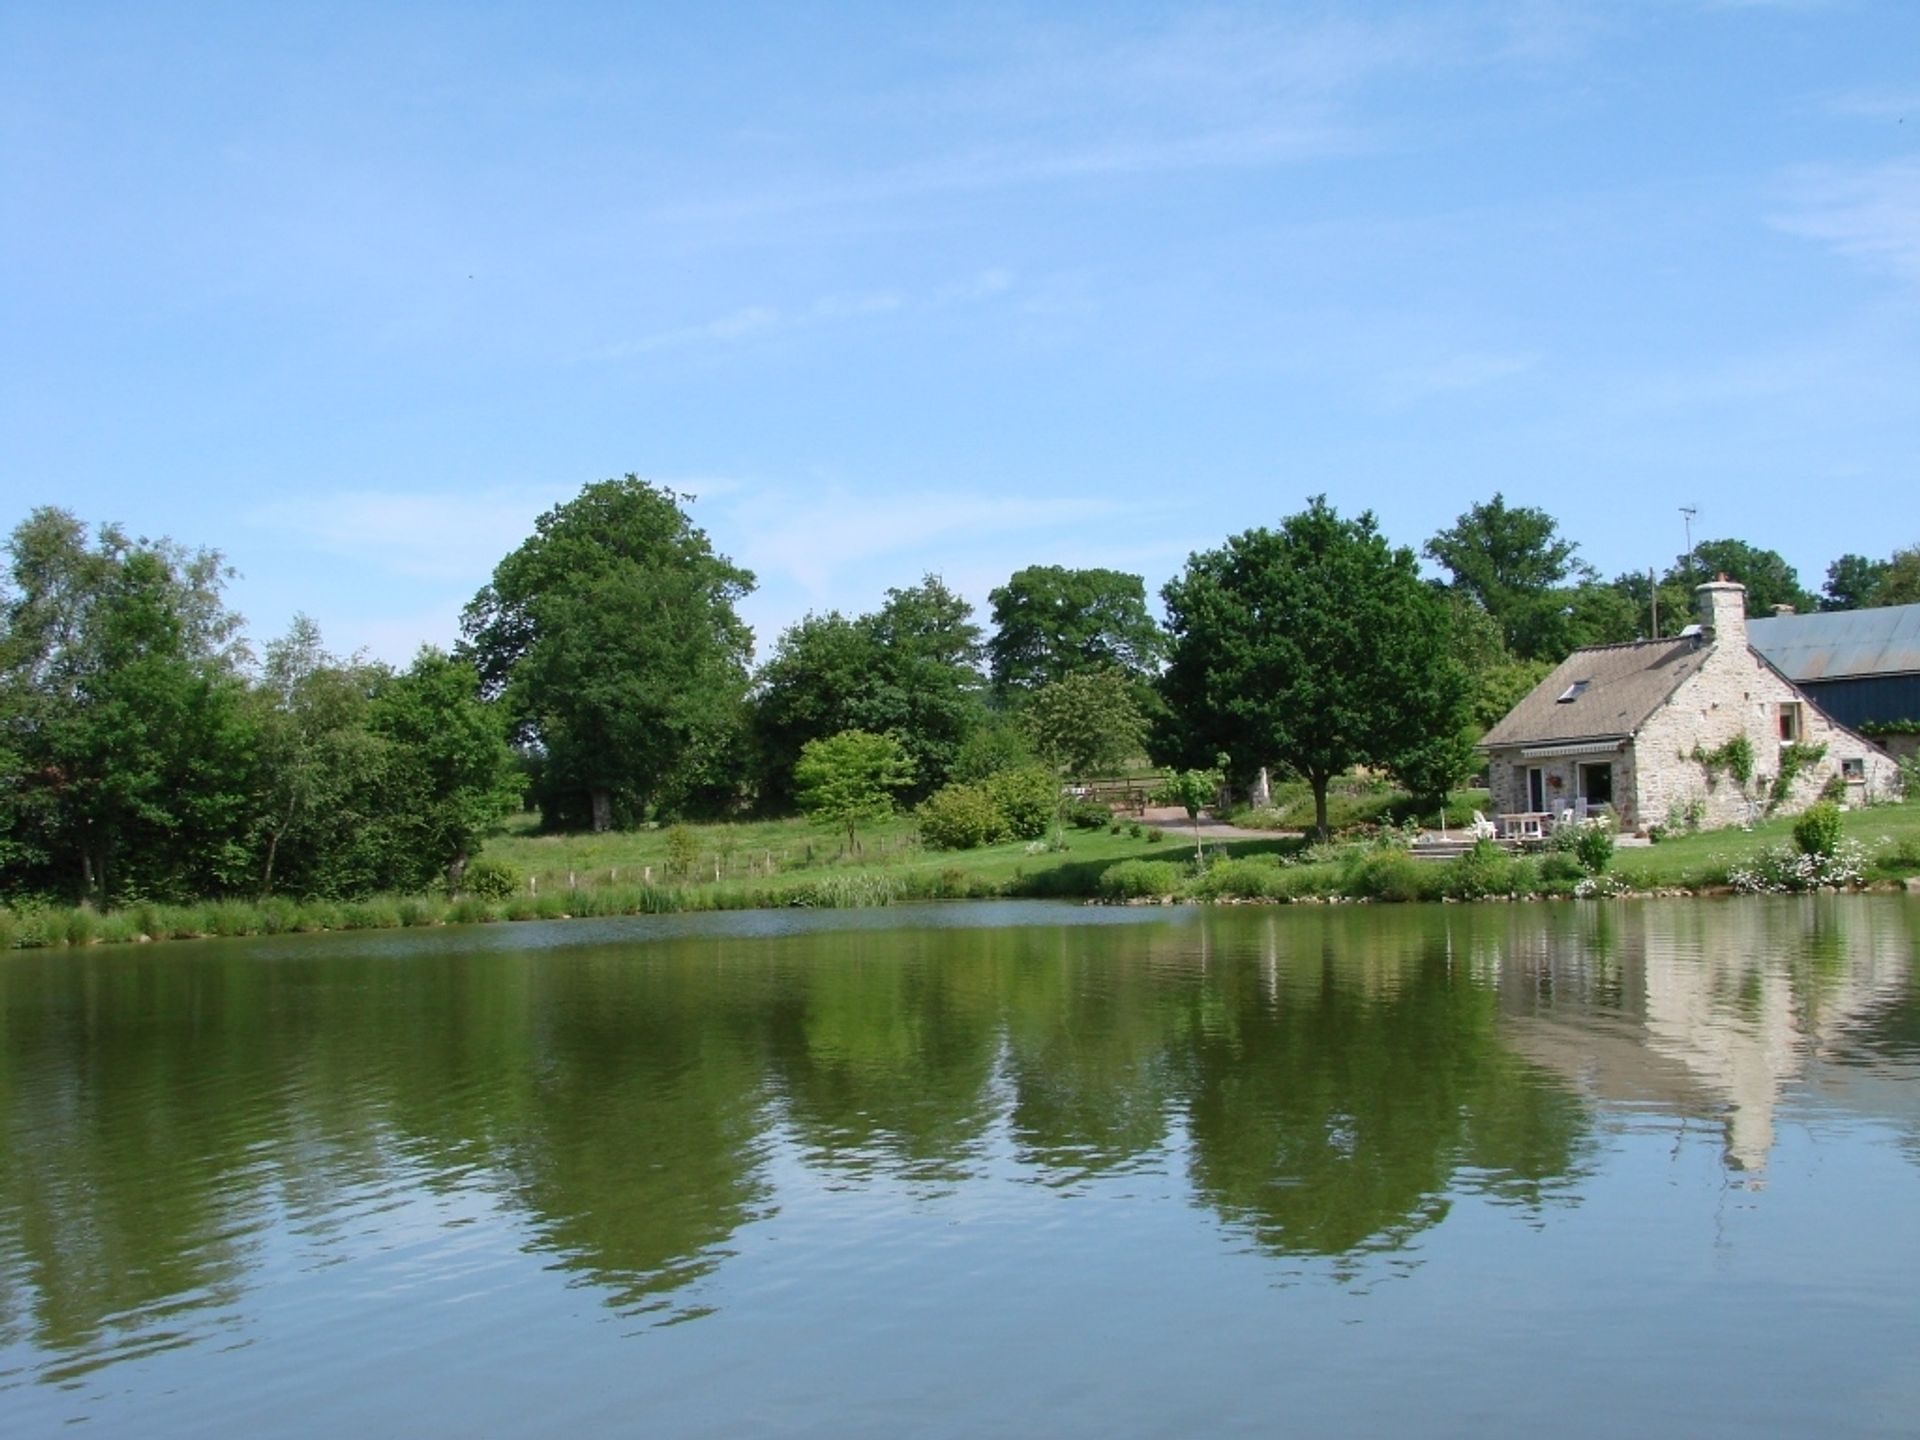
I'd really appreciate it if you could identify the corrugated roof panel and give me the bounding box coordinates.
[1748,602,1920,682]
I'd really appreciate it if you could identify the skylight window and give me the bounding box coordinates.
[1556,680,1591,703]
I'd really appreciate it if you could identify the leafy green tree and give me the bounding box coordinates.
[0,509,257,905]
[368,649,522,889]
[750,612,876,811]
[752,576,986,809]
[1024,667,1148,780]
[1669,538,1815,616]
[1162,497,1470,838]
[859,576,988,794]
[1821,553,1889,611]
[249,615,392,896]
[1424,494,1589,661]
[1876,544,1920,606]
[793,729,915,850]
[461,477,754,831]
[1567,575,1660,646]
[948,715,1037,783]
[987,566,1164,696]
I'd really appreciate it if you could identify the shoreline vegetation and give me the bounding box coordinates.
[5,798,1917,951]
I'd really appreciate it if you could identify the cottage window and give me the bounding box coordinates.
[1842,757,1865,782]
[1778,703,1802,743]
[1557,680,1591,704]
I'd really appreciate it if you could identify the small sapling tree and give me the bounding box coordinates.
[1155,764,1223,862]
[795,729,917,852]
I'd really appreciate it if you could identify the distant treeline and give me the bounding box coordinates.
[4,480,1911,906]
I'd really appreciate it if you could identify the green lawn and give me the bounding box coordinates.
[1609,800,1920,889]
[484,809,1180,888]
[5,796,1914,951]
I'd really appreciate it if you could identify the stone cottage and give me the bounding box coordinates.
[1478,579,1897,835]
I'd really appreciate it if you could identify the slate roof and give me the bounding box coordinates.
[1748,602,1920,682]
[1479,637,1710,749]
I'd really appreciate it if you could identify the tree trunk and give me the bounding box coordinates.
[1311,773,1331,841]
[590,788,613,833]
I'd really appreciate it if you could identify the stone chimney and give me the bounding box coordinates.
[1771,603,1796,617]
[1696,576,1748,646]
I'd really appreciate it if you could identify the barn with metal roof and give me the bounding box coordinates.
[1748,602,1920,732]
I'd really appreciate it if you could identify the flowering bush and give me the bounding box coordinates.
[1573,871,1632,899]
[1728,838,1868,894]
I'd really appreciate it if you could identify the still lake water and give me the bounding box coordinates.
[2,897,1917,1437]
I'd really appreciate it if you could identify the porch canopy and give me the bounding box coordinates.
[1517,739,1625,761]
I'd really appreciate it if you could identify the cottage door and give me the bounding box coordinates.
[1527,767,1547,813]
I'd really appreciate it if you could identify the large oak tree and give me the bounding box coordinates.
[461,477,754,830]
[987,565,1163,697]
[1161,497,1470,836]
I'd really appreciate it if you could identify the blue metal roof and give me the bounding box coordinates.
[1748,602,1920,682]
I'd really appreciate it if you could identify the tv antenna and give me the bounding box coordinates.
[1679,505,1698,578]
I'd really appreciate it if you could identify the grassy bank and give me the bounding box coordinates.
[4,802,1916,951]
[0,813,1182,949]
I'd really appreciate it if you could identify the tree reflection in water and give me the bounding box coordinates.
[1,895,1915,1379]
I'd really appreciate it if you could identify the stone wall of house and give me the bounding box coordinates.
[1631,582,1899,833]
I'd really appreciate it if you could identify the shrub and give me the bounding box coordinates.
[1730,837,1867,893]
[1443,840,1515,900]
[342,898,403,929]
[985,766,1060,840]
[664,824,699,878]
[63,906,99,947]
[1342,850,1429,903]
[1192,856,1291,901]
[462,857,522,900]
[1792,800,1844,858]
[1097,860,1185,901]
[1572,823,1615,875]
[1145,827,1165,845]
[1539,852,1585,884]
[918,784,1009,850]
[1064,796,1115,830]
[8,903,60,948]
[1128,822,1144,839]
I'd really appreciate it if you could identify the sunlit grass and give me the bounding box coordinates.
[4,795,1913,950]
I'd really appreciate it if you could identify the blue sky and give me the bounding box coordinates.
[4,1,1916,664]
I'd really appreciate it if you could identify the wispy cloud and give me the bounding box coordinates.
[1773,158,1920,285]
[1384,349,1541,401]
[644,8,1566,233]
[596,270,1009,359]
[249,487,559,581]
[728,487,1148,595]
[604,306,782,356]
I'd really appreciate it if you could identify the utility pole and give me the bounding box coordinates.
[1649,566,1659,637]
